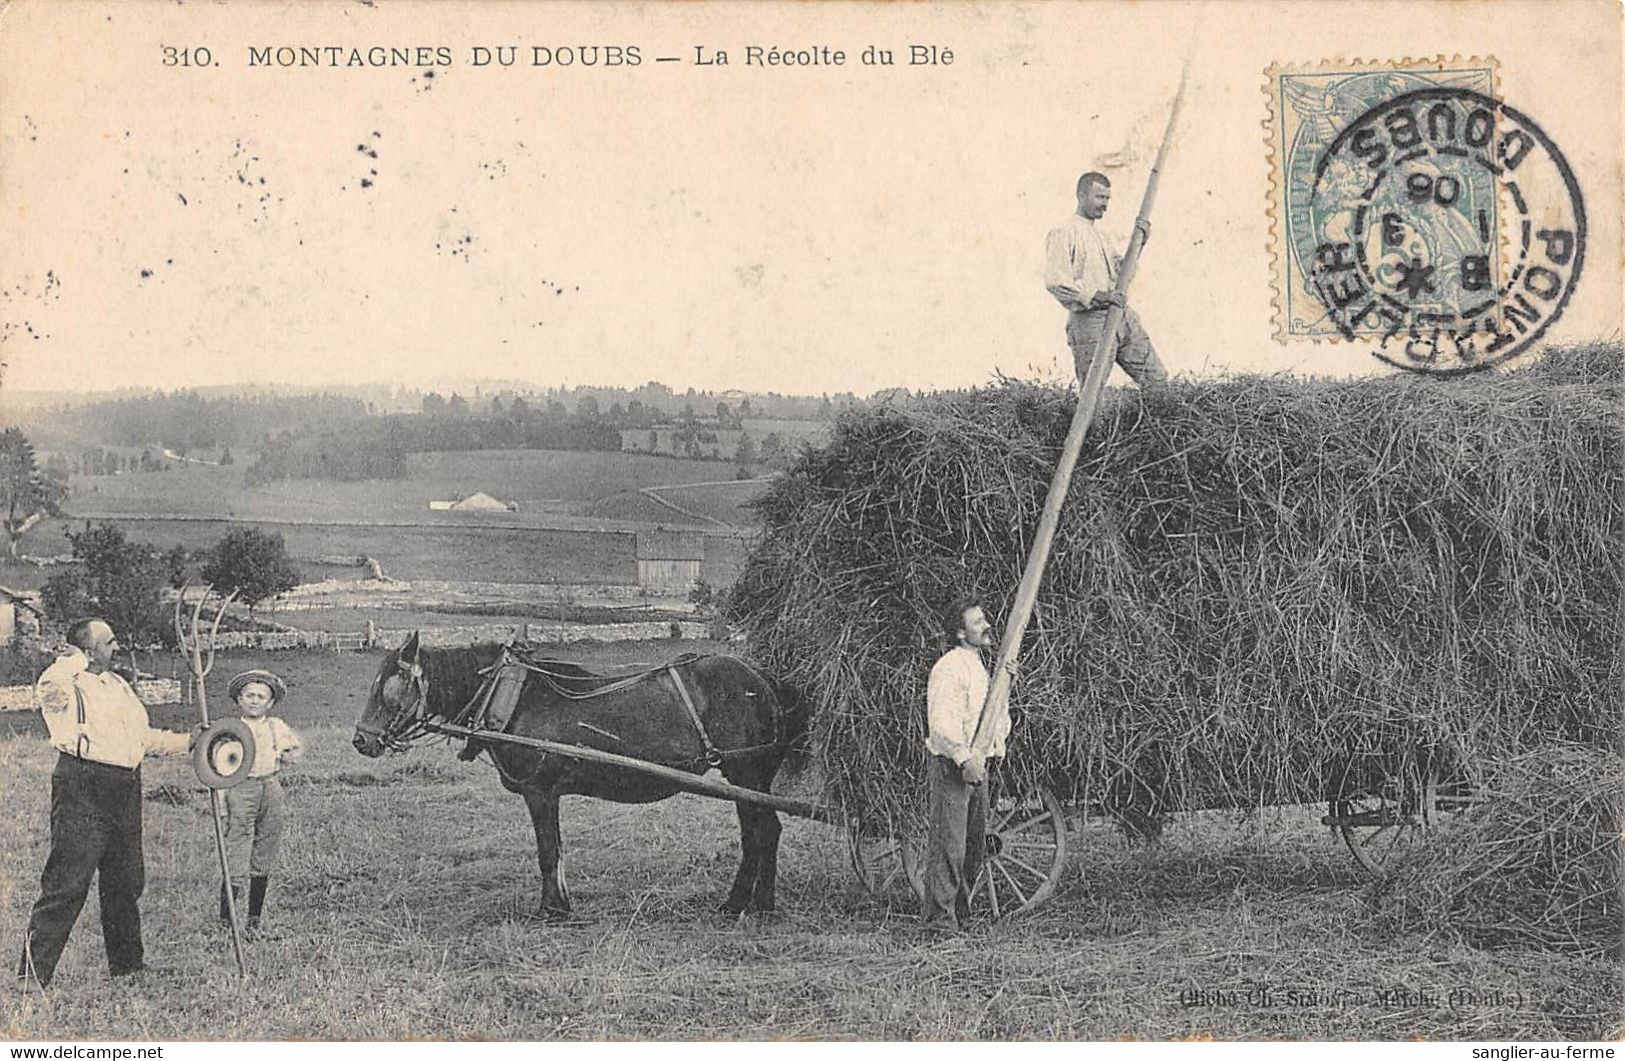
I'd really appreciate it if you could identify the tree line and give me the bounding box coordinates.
[14,380,871,487]
[238,405,626,485]
[26,391,372,455]
[17,382,865,456]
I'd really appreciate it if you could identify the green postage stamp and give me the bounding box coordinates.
[1266,56,1585,374]
[1266,58,1539,366]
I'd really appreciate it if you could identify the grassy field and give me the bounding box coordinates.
[2,647,1617,1040]
[741,418,832,448]
[8,446,767,593]
[10,520,745,594]
[586,482,765,529]
[259,603,691,633]
[649,481,770,527]
[18,519,639,587]
[65,450,760,525]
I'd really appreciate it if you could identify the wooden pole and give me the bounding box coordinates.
[426,721,841,824]
[178,586,248,977]
[971,51,1195,756]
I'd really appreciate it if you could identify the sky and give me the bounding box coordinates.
[0,0,1618,396]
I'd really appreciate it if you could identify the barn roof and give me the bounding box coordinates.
[449,491,511,510]
[636,531,705,561]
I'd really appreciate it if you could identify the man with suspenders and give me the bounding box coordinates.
[17,618,192,988]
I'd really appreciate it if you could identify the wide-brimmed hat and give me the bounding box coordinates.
[228,669,287,703]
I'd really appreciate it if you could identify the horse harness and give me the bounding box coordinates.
[449,645,781,779]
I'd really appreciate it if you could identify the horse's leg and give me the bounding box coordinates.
[749,805,782,913]
[722,801,760,915]
[722,758,784,914]
[522,789,571,920]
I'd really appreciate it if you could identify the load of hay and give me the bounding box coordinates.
[1374,743,1622,957]
[730,344,1622,829]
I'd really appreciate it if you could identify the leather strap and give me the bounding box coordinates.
[73,684,90,760]
[667,664,723,769]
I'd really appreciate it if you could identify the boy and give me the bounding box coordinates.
[220,669,303,939]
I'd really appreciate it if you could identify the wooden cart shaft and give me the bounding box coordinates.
[426,720,840,824]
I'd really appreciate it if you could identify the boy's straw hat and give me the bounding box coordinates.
[228,669,287,703]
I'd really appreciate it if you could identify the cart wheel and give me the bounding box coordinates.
[1331,762,1474,877]
[968,782,1068,917]
[876,783,1072,917]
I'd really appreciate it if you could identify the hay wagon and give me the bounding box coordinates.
[418,707,1472,921]
[844,747,1481,918]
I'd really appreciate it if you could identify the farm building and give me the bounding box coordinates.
[428,492,517,512]
[636,531,705,592]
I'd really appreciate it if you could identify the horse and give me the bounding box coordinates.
[352,632,805,919]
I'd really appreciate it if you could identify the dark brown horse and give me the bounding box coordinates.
[352,633,804,918]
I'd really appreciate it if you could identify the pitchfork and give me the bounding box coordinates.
[175,584,248,978]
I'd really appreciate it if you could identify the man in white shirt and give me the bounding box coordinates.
[921,598,1012,931]
[17,618,191,989]
[1044,171,1168,387]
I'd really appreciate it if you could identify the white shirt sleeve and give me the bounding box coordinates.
[144,725,191,756]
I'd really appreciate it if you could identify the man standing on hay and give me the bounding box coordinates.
[922,597,1011,932]
[1045,171,1168,387]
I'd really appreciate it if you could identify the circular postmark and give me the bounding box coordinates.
[1305,87,1586,375]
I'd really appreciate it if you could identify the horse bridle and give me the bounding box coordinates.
[355,658,435,751]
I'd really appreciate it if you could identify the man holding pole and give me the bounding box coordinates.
[1044,171,1168,387]
[921,597,1011,932]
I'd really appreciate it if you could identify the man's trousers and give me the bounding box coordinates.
[19,755,146,986]
[1068,306,1168,387]
[921,755,987,931]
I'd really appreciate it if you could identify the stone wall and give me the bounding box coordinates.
[0,678,181,712]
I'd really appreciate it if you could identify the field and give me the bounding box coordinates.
[259,603,691,633]
[64,450,767,527]
[12,517,747,594]
[585,482,767,531]
[18,518,640,587]
[7,446,767,597]
[2,646,1617,1041]
[648,480,773,527]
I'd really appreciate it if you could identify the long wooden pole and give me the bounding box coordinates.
[425,721,841,824]
[971,51,1194,756]
[179,586,248,977]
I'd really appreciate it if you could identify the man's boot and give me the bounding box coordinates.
[246,875,269,939]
